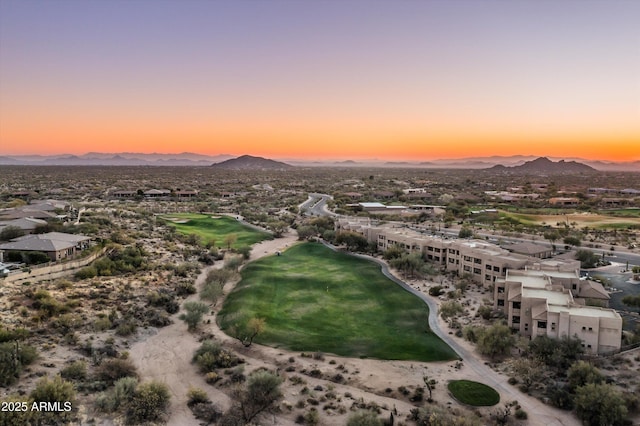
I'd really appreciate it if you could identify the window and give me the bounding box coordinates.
[588,327,593,332]
[485,274,491,281]
[497,299,504,306]
[551,322,556,331]
[512,301,521,309]
[497,287,505,293]
[493,266,500,272]
[572,284,577,290]
[464,265,471,272]
[524,323,529,332]
[582,326,586,331]
[538,321,547,329]
[473,268,481,274]
[512,316,520,324]
[486,264,492,270]
[474,258,482,264]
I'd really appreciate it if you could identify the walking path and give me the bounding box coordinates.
[129,233,298,426]
[321,241,580,426]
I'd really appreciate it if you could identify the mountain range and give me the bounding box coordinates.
[0,153,637,171]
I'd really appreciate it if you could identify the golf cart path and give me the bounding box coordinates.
[129,233,298,426]
[321,242,580,426]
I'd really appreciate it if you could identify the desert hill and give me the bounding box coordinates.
[210,155,293,170]
[488,157,597,174]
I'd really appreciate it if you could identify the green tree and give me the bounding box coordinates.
[335,231,369,252]
[439,301,464,321]
[476,323,515,359]
[575,249,601,268]
[543,231,560,246]
[180,301,210,332]
[238,370,283,424]
[458,227,473,239]
[0,225,24,241]
[228,316,266,347]
[621,294,640,308]
[564,236,582,247]
[296,225,315,240]
[567,361,604,391]
[224,233,238,249]
[574,383,627,426]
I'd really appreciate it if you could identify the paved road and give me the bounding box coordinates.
[320,241,580,426]
[299,193,337,217]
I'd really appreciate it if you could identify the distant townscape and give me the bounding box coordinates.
[0,157,639,426]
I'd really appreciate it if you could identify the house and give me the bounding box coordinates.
[549,197,579,206]
[0,217,48,234]
[0,232,91,262]
[111,190,137,199]
[493,269,621,355]
[143,189,171,198]
[175,190,198,198]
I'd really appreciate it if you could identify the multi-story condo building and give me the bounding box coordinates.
[494,269,621,354]
[336,218,578,286]
[336,217,621,354]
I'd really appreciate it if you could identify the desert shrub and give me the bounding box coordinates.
[515,408,528,420]
[75,266,97,279]
[0,327,30,343]
[145,309,172,327]
[95,358,138,385]
[30,375,76,424]
[190,401,223,424]
[95,377,138,412]
[126,381,170,424]
[93,317,112,331]
[347,410,384,426]
[476,305,493,320]
[115,321,137,337]
[304,408,320,425]
[0,395,35,425]
[429,286,444,296]
[180,301,209,331]
[60,360,87,381]
[0,342,38,386]
[176,281,196,296]
[193,340,242,373]
[187,387,210,406]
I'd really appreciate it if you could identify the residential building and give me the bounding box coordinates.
[494,269,620,354]
[0,232,91,262]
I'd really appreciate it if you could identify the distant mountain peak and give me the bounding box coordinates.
[490,156,596,174]
[211,155,293,170]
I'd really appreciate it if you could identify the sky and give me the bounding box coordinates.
[1,0,639,161]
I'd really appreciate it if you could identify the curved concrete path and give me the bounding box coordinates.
[321,241,580,426]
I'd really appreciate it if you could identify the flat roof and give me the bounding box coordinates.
[548,305,620,319]
[522,288,571,306]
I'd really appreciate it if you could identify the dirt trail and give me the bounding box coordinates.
[129,232,297,426]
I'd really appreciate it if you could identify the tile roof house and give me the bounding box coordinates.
[0,232,91,262]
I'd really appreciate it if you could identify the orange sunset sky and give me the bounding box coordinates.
[1,1,639,162]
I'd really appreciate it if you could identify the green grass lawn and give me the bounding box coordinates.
[218,242,458,362]
[160,214,272,248]
[447,380,500,406]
